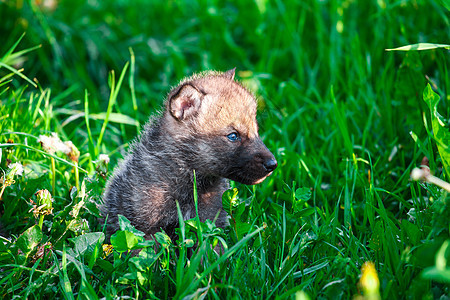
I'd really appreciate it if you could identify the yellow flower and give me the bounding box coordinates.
[359,261,380,300]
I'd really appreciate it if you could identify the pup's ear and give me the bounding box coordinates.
[169,84,203,121]
[223,68,236,80]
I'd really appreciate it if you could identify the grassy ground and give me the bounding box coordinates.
[0,0,449,298]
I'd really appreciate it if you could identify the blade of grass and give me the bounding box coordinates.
[129,47,140,134]
[175,200,187,289]
[193,170,203,245]
[0,63,37,88]
[95,62,129,156]
[0,32,26,60]
[59,244,75,300]
[84,90,95,170]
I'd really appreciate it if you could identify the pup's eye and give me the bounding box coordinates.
[227,132,240,142]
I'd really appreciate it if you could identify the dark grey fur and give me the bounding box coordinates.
[101,69,277,239]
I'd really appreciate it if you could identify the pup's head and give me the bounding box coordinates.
[163,68,277,185]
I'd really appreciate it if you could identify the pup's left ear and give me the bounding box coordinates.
[223,68,236,80]
[169,83,204,121]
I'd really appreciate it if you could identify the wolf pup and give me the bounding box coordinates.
[102,68,277,238]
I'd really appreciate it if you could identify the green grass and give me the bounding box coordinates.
[0,0,449,298]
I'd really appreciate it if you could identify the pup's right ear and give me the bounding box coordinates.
[223,68,236,80]
[169,84,204,121]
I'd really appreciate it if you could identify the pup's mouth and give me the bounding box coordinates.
[251,171,273,185]
[226,168,275,185]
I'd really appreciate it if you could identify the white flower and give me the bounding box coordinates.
[8,162,24,177]
[98,154,110,164]
[38,133,71,155]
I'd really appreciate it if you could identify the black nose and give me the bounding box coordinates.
[263,158,277,172]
